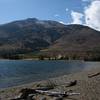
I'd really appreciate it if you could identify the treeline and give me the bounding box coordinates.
[0,51,100,61]
[37,55,100,61]
[0,54,22,60]
[37,50,100,61]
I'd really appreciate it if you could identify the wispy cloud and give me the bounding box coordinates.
[54,14,60,17]
[82,0,95,2]
[59,21,66,24]
[82,0,90,2]
[82,0,100,2]
[71,11,84,24]
[65,8,69,12]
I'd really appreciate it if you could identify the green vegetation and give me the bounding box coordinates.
[1,49,100,61]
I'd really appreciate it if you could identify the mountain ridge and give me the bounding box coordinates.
[0,18,100,59]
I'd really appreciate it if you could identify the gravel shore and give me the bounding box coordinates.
[0,67,100,100]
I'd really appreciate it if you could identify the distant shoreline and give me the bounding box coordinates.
[0,58,100,62]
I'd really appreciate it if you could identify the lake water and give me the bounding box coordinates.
[0,60,100,88]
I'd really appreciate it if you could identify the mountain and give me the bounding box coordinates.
[44,25,100,56]
[0,18,100,59]
[0,18,66,55]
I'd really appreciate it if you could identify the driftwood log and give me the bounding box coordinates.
[88,72,100,78]
[11,80,79,100]
[11,88,80,100]
[35,90,80,97]
[19,86,53,99]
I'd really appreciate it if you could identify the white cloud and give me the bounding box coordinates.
[82,0,97,2]
[84,0,100,31]
[82,0,89,2]
[54,14,60,17]
[71,11,84,24]
[66,8,69,12]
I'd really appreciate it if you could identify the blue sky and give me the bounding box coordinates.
[0,0,100,31]
[0,0,84,24]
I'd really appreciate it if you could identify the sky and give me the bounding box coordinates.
[0,0,100,31]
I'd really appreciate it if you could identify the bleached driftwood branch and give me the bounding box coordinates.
[35,90,80,97]
[88,72,100,78]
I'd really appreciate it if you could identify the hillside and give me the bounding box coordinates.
[0,18,100,59]
[0,18,66,55]
[43,25,100,58]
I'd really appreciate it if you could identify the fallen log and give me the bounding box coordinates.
[19,87,53,97]
[35,90,80,97]
[88,72,100,78]
[11,88,80,100]
[11,80,78,100]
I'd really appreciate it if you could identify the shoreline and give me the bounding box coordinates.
[0,66,100,100]
[0,58,100,61]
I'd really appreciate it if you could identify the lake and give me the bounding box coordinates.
[0,60,100,88]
